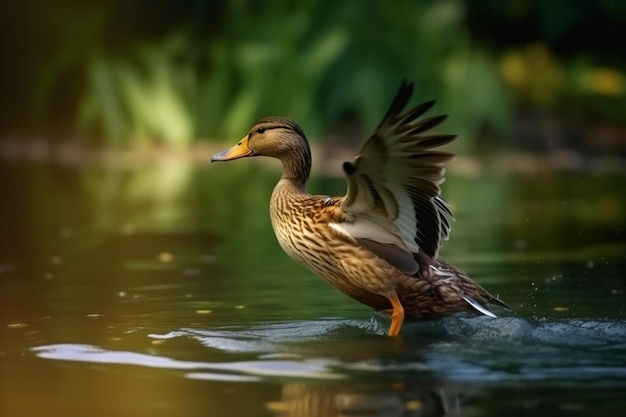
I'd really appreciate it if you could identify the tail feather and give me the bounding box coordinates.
[462,295,497,318]
[430,257,511,317]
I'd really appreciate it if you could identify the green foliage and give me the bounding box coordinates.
[79,36,195,148]
[197,0,351,140]
[61,0,515,149]
[3,0,626,151]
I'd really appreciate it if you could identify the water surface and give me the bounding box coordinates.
[1,159,625,416]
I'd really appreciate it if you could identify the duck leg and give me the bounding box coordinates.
[386,293,405,336]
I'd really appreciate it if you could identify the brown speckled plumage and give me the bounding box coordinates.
[212,81,508,335]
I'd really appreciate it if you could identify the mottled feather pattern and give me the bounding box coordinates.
[270,183,402,299]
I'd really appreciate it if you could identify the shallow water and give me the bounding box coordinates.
[1,159,625,416]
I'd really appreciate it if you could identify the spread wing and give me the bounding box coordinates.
[336,80,455,275]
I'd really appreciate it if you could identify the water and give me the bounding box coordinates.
[1,158,625,416]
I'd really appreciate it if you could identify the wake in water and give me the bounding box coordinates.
[32,315,626,385]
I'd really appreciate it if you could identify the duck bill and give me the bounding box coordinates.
[211,136,254,162]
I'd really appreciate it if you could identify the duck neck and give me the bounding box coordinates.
[279,142,312,191]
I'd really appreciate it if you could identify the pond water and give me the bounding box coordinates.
[1,157,625,416]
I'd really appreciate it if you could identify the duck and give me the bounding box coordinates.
[211,80,508,336]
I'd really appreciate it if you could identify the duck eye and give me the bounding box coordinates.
[257,127,266,134]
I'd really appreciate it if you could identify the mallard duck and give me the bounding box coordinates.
[212,80,508,336]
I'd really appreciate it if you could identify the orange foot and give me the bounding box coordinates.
[385,293,405,336]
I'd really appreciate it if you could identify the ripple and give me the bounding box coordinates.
[31,343,345,381]
[32,316,626,386]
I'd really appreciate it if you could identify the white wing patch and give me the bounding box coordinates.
[329,219,405,248]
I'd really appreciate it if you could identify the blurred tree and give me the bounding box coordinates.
[0,0,624,151]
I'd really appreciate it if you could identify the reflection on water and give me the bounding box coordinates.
[268,382,462,417]
[28,314,626,416]
[1,159,625,416]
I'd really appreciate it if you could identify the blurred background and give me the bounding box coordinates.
[1,0,625,159]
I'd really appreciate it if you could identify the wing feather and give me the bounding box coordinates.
[339,80,456,269]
